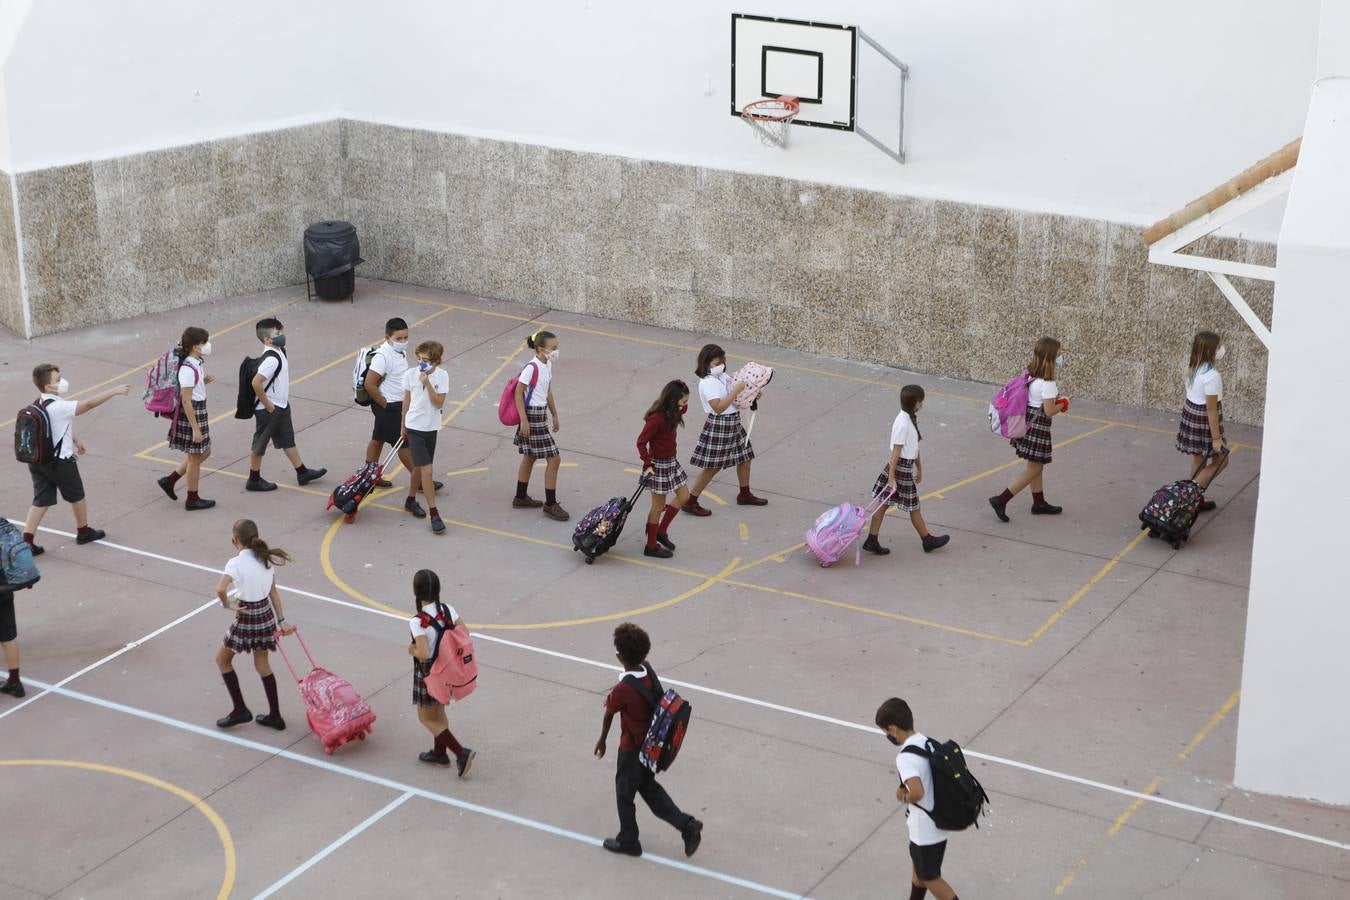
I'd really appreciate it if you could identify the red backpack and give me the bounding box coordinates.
[420,602,478,704]
[497,361,540,426]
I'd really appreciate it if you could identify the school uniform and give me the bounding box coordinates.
[637,412,687,495]
[368,342,408,445]
[168,357,211,454]
[897,732,958,882]
[606,664,695,848]
[513,358,559,458]
[872,413,921,512]
[222,550,277,654]
[250,349,296,455]
[1175,364,1224,456]
[403,365,450,468]
[688,372,754,470]
[1011,377,1057,464]
[27,393,85,507]
[409,601,458,706]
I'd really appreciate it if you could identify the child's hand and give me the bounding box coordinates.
[518,424,529,437]
[279,623,296,636]
[552,415,561,433]
[75,439,87,456]
[205,374,217,385]
[914,467,922,484]
[1057,397,1070,412]
[407,641,416,656]
[885,477,897,495]
[594,739,606,759]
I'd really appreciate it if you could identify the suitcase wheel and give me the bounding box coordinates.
[344,513,356,524]
[585,556,595,565]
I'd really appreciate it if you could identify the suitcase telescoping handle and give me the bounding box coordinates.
[377,435,405,474]
[853,485,897,566]
[273,626,318,684]
[628,473,650,509]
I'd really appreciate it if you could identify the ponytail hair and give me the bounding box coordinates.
[526,330,557,351]
[900,384,925,442]
[413,568,441,611]
[179,326,209,355]
[232,519,290,569]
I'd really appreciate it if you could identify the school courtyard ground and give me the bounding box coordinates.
[0,278,1345,899]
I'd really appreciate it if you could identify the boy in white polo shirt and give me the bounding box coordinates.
[20,363,130,555]
[246,317,327,492]
[401,340,450,534]
[362,317,441,501]
[877,697,962,900]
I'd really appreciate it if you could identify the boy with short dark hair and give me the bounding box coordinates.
[876,697,961,900]
[245,317,326,491]
[21,364,129,555]
[594,622,703,859]
[363,317,440,504]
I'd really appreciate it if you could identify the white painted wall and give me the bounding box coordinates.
[1235,1,1350,805]
[337,0,1317,236]
[1,0,337,171]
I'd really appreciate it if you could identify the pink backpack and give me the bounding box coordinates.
[989,371,1032,439]
[497,361,540,426]
[731,363,774,410]
[276,629,376,754]
[422,603,478,704]
[143,347,183,417]
[805,486,895,567]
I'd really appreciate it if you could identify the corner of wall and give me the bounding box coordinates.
[0,167,30,339]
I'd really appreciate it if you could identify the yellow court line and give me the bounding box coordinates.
[0,759,236,900]
[1023,530,1149,645]
[1053,689,1242,895]
[443,466,491,478]
[739,522,749,542]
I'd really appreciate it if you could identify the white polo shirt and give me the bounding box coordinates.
[254,349,290,410]
[409,602,460,658]
[1186,365,1223,405]
[223,549,276,605]
[1027,378,1058,411]
[519,359,552,408]
[897,733,956,847]
[888,412,920,460]
[178,356,208,403]
[402,366,450,432]
[37,393,78,460]
[698,372,735,416]
[369,342,409,405]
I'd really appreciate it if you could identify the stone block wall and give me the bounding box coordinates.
[11,121,340,336]
[0,172,23,337]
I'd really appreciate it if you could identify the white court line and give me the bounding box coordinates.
[19,679,807,900]
[17,523,1350,854]
[254,791,414,899]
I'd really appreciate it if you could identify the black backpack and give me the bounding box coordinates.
[234,350,282,420]
[901,737,989,830]
[14,398,57,465]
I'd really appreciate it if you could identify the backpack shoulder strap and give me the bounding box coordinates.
[622,667,659,710]
[900,743,930,760]
[259,349,282,393]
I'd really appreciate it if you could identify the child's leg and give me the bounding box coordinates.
[517,455,534,488]
[735,460,752,488]
[215,647,249,718]
[420,464,437,504]
[248,450,265,474]
[1029,467,1044,494]
[252,649,273,678]
[254,650,282,721]
[187,453,203,492]
[909,509,930,538]
[282,446,304,468]
[216,646,236,674]
[22,505,46,536]
[70,498,90,529]
[868,508,887,537]
[647,493,666,525]
[544,455,561,490]
[670,485,690,512]
[365,438,384,465]
[175,458,188,476]
[397,447,417,491]
[416,703,444,738]
[689,466,718,497]
[921,877,956,900]
[2,639,20,673]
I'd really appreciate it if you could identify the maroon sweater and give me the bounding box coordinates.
[636,412,678,466]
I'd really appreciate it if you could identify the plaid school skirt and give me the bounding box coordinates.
[1011,404,1053,464]
[223,598,277,653]
[689,411,754,470]
[412,658,436,707]
[514,407,560,458]
[646,457,688,495]
[872,458,920,512]
[1175,399,1223,456]
[168,400,211,453]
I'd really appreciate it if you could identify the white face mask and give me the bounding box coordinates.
[1215,345,1227,362]
[710,363,725,376]
[199,342,213,357]
[52,377,70,396]
[546,349,560,362]
[391,340,408,353]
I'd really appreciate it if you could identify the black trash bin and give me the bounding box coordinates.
[303,221,364,301]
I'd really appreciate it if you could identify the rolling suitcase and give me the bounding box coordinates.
[805,486,894,567]
[1138,452,1222,549]
[327,436,403,522]
[572,476,648,564]
[276,627,376,755]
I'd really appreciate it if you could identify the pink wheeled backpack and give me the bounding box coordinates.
[731,363,774,410]
[276,628,376,754]
[805,486,895,567]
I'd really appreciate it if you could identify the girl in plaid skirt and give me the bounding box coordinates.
[512,330,569,521]
[990,337,1071,523]
[684,343,767,517]
[160,326,216,511]
[408,569,475,776]
[637,380,692,559]
[1175,330,1230,510]
[213,519,294,730]
[863,385,950,556]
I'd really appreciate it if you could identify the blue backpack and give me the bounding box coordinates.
[0,517,40,591]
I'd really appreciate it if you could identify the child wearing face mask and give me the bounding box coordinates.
[636,380,692,558]
[20,364,130,556]
[243,317,326,493]
[683,343,766,517]
[213,518,295,730]
[512,330,569,521]
[402,341,451,534]
[989,337,1070,523]
[163,326,217,511]
[1176,330,1230,507]
[863,385,950,556]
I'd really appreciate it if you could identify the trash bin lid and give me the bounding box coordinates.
[304,220,357,241]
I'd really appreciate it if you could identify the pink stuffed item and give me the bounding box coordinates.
[805,486,895,567]
[276,629,376,755]
[731,363,774,410]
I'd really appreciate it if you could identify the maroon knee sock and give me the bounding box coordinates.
[645,522,659,550]
[1032,491,1046,505]
[6,669,18,685]
[221,670,248,714]
[434,728,463,757]
[658,505,679,534]
[187,491,201,503]
[428,507,439,518]
[22,533,35,546]
[167,470,182,486]
[909,885,928,900]
[260,673,280,717]
[998,488,1014,503]
[77,526,97,539]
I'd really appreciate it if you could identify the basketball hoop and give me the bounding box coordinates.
[740,96,800,148]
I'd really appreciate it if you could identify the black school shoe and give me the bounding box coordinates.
[297,467,327,486]
[246,477,278,492]
[862,536,890,556]
[216,709,252,729]
[419,750,452,767]
[27,543,44,557]
[254,713,286,731]
[921,534,951,553]
[157,475,178,500]
[185,498,216,511]
[682,819,703,857]
[0,680,25,698]
[643,545,673,559]
[1198,499,1217,513]
[76,528,107,544]
[988,495,1010,523]
[456,747,476,778]
[656,532,676,550]
[1030,503,1063,515]
[405,498,426,518]
[602,838,642,857]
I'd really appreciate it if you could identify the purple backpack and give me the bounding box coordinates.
[989,371,1032,439]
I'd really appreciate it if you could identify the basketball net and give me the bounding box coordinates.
[741,96,800,149]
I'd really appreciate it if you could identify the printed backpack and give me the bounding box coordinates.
[624,666,692,773]
[989,371,1033,439]
[351,344,382,406]
[143,347,184,417]
[901,737,990,831]
[234,349,282,420]
[0,517,40,590]
[731,362,774,410]
[420,602,479,704]
[498,360,540,426]
[13,399,56,465]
